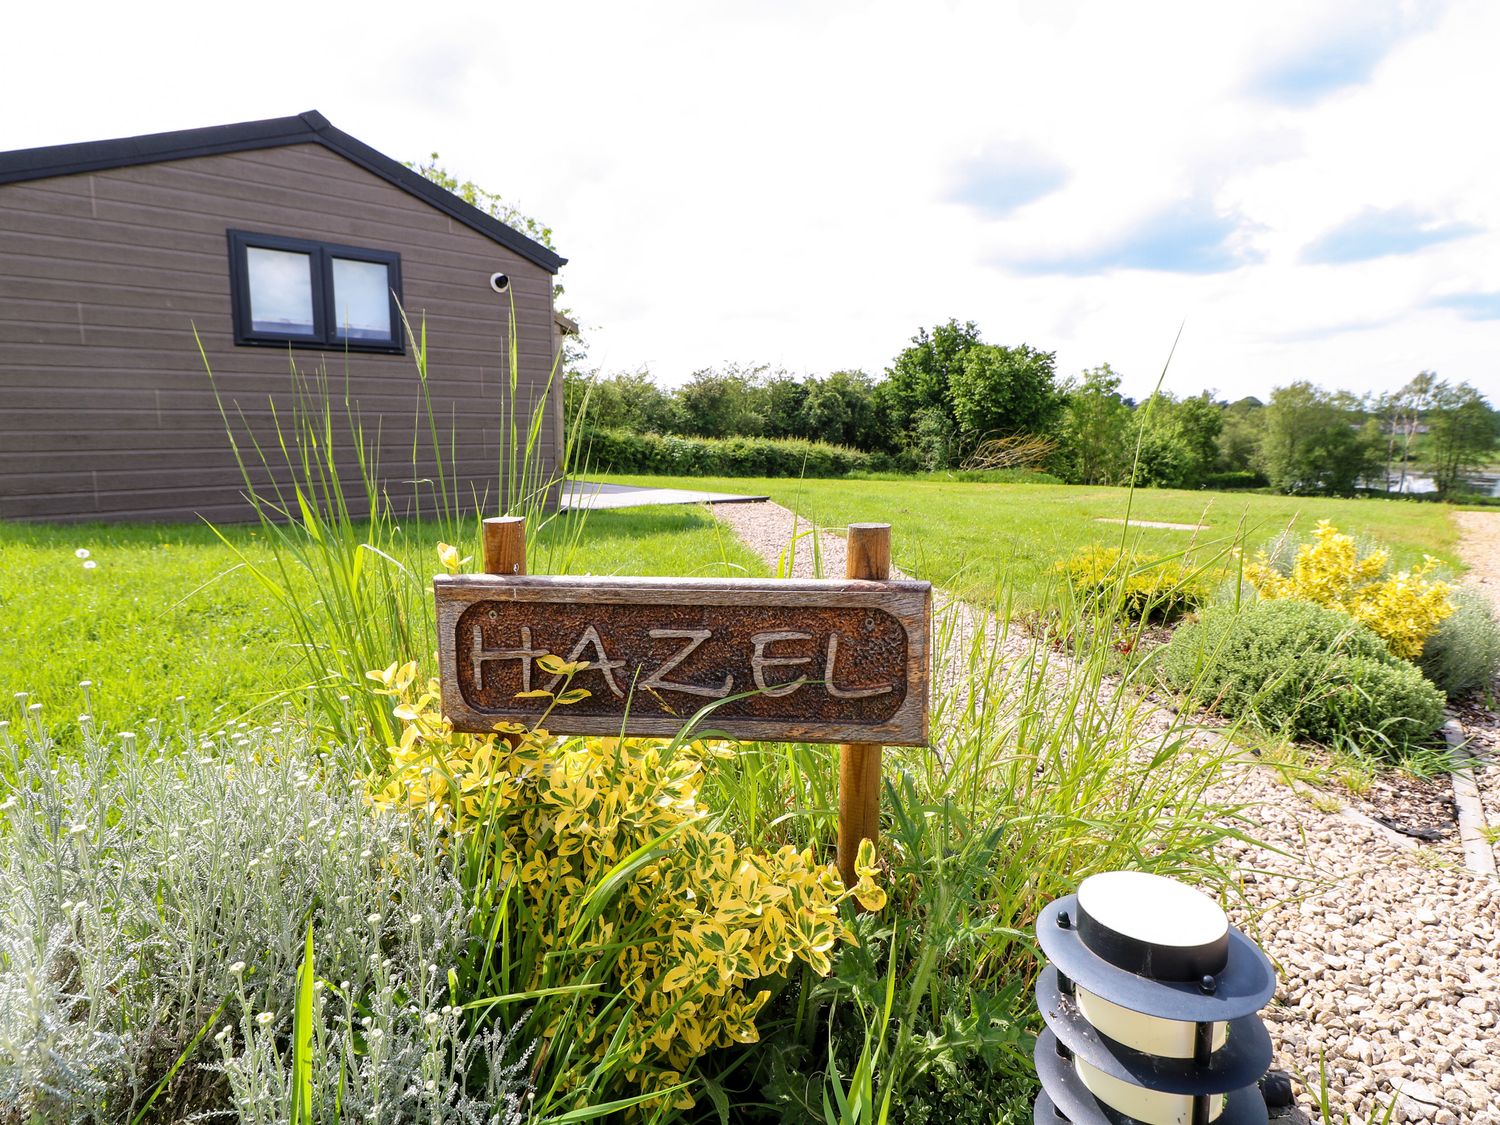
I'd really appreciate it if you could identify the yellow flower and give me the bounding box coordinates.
[435,542,471,574]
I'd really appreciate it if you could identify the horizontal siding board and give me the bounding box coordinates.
[2,471,526,518]
[2,459,525,498]
[0,424,548,454]
[0,140,559,522]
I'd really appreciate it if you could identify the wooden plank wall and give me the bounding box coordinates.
[0,143,560,522]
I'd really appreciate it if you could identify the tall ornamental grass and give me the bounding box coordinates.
[201,304,591,749]
[677,592,1249,1121]
[174,323,1258,1118]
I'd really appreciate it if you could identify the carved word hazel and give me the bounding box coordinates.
[472,625,894,701]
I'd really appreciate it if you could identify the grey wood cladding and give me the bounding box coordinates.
[435,574,933,745]
[0,143,561,522]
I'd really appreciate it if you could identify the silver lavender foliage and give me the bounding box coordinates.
[0,704,532,1124]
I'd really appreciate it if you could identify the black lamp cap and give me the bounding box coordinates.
[1037,896,1276,1023]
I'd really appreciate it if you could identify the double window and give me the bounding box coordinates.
[227,230,403,353]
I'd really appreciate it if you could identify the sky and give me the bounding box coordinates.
[4,0,1498,403]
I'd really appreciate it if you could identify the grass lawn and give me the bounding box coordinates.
[600,473,1463,605]
[1,506,766,740]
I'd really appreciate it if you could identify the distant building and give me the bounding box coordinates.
[0,111,567,522]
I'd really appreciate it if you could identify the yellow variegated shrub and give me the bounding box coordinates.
[364,661,882,1107]
[1244,521,1454,660]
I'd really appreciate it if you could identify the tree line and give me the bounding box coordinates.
[567,319,1499,497]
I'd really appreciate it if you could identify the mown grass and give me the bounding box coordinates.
[599,473,1464,606]
[0,507,766,741]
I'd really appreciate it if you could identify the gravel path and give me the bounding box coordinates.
[1456,511,1500,619]
[713,500,1500,1124]
[1453,510,1500,879]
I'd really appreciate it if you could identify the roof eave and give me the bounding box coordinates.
[0,110,566,275]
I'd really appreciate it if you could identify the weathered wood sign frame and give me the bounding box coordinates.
[435,575,930,745]
[434,516,929,885]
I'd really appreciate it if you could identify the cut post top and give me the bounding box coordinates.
[483,516,526,576]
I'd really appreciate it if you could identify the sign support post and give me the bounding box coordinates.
[443,514,924,891]
[838,523,890,887]
[483,515,527,576]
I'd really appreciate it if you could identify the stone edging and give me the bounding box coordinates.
[1443,717,1497,878]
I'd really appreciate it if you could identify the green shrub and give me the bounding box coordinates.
[580,427,875,477]
[1419,586,1500,698]
[1060,546,1202,623]
[1162,599,1445,753]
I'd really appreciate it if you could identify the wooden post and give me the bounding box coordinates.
[482,516,527,748]
[839,522,890,887]
[483,516,526,576]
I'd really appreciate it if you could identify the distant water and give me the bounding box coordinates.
[1369,472,1500,497]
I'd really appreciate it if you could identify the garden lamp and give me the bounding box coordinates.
[1033,870,1277,1125]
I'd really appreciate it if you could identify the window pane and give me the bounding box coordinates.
[332,258,392,341]
[246,247,315,335]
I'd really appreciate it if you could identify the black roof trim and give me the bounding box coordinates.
[0,110,566,274]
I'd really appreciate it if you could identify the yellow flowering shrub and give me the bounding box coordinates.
[1244,521,1454,660]
[1059,546,1201,622]
[364,660,883,1108]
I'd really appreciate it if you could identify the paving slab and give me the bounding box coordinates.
[559,480,769,511]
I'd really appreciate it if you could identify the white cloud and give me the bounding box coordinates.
[3,0,1497,403]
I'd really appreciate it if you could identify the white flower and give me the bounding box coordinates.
[256,1011,275,1027]
[82,560,97,570]
[74,548,90,559]
[229,961,246,977]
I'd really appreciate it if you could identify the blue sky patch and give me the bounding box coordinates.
[1427,291,1500,321]
[1244,9,1439,106]
[947,143,1069,216]
[1301,205,1480,264]
[1002,199,1253,276]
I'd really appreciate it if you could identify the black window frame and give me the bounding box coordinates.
[227,229,404,354]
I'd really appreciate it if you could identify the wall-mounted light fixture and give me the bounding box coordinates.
[1034,871,1277,1124]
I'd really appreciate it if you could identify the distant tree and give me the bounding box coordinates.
[760,374,810,440]
[911,406,956,472]
[1215,396,1264,475]
[1375,371,1441,491]
[1125,392,1223,488]
[410,153,557,250]
[1256,382,1380,495]
[947,343,1062,458]
[875,319,984,460]
[675,364,768,438]
[1424,382,1499,496]
[1054,365,1133,484]
[814,370,885,450]
[1129,429,1193,489]
[566,370,679,433]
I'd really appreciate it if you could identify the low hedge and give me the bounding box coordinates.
[578,428,876,478]
[1162,598,1445,754]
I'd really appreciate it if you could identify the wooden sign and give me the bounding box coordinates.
[435,573,931,745]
